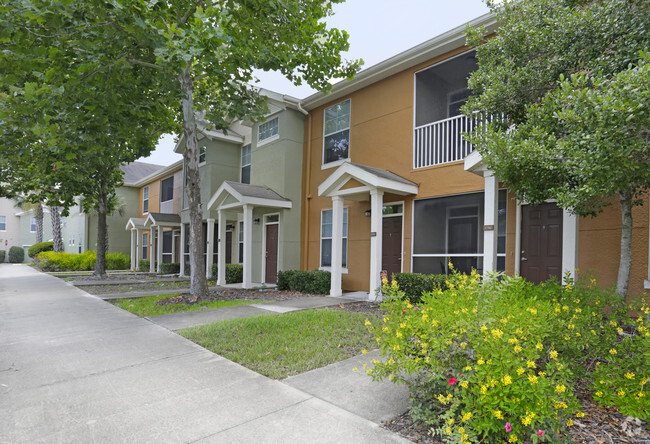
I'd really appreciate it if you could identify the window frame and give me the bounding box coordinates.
[0,215,5,231]
[199,146,206,165]
[160,176,174,204]
[319,207,348,271]
[238,221,244,264]
[142,232,149,260]
[322,98,351,166]
[241,144,251,184]
[258,116,279,145]
[142,186,149,215]
[30,217,36,233]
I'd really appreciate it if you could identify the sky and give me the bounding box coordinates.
[140,0,491,167]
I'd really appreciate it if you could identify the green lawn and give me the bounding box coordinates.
[179,309,381,379]
[111,293,267,317]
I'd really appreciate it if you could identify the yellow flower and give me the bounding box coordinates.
[549,350,558,360]
[387,358,394,365]
[383,316,389,323]
[609,348,617,355]
[576,412,585,418]
[567,419,574,426]
[527,360,536,369]
[618,389,626,397]
[610,320,617,327]
[395,331,402,338]
[528,374,538,384]
[457,427,465,434]
[624,372,635,379]
[502,375,512,386]
[382,326,390,333]
[444,427,452,435]
[517,367,525,375]
[491,328,504,340]
[514,345,522,353]
[464,365,473,371]
[555,384,566,394]
[461,342,467,349]
[361,349,367,355]
[536,342,544,351]
[460,381,468,389]
[493,410,504,419]
[480,385,488,394]
[480,325,488,333]
[352,367,358,372]
[432,320,439,328]
[448,418,454,425]
[521,416,531,426]
[462,412,472,422]
[509,435,518,443]
[393,344,400,351]
[478,358,485,365]
[562,305,569,311]
[594,391,603,397]
[364,319,371,327]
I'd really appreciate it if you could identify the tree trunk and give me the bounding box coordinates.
[35,202,43,244]
[50,206,64,252]
[180,65,208,301]
[94,185,108,278]
[615,190,633,300]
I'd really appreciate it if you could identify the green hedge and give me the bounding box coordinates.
[392,272,448,303]
[9,246,24,263]
[277,270,330,294]
[139,259,150,272]
[160,262,180,274]
[33,251,130,271]
[0,250,5,262]
[211,263,244,284]
[28,241,53,258]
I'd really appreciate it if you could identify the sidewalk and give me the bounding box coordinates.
[0,265,409,443]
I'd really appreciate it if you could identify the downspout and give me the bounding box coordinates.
[300,102,312,270]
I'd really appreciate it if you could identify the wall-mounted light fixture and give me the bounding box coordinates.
[226,224,235,231]
[364,209,371,217]
[253,218,260,225]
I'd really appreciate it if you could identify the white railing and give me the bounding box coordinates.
[413,114,491,169]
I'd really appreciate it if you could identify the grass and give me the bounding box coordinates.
[179,309,381,379]
[111,293,268,317]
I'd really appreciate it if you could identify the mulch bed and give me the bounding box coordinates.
[156,287,326,305]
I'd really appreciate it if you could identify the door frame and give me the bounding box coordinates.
[382,201,405,274]
[262,212,281,284]
[515,200,578,282]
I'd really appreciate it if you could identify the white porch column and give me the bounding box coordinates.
[130,228,137,271]
[369,189,384,300]
[180,223,186,276]
[330,196,344,297]
[171,230,177,264]
[483,172,499,275]
[149,227,155,273]
[562,209,579,283]
[135,229,140,268]
[206,218,215,278]
[242,204,253,289]
[515,201,522,275]
[217,211,227,286]
[156,225,163,273]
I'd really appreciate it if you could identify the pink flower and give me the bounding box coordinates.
[505,422,512,432]
[537,430,544,437]
[448,377,457,385]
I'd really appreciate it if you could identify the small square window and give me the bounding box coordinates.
[0,215,6,231]
[258,117,279,142]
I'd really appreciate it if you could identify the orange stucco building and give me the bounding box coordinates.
[299,13,649,300]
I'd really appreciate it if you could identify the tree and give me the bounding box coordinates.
[464,0,650,298]
[14,198,44,244]
[50,206,64,252]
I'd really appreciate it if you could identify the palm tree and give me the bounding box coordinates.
[14,197,44,243]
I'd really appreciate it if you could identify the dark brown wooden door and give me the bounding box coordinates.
[265,224,279,284]
[382,216,402,279]
[521,203,563,284]
[225,231,232,264]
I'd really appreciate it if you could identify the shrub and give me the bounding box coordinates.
[392,272,448,303]
[160,262,180,274]
[8,246,24,263]
[105,252,130,270]
[367,272,649,442]
[276,270,330,294]
[28,241,53,258]
[211,263,244,284]
[0,250,5,263]
[139,259,150,272]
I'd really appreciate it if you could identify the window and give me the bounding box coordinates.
[412,191,507,275]
[143,186,149,214]
[30,217,36,233]
[162,230,173,263]
[142,232,148,260]
[241,144,251,184]
[238,221,244,264]
[258,117,279,142]
[160,177,174,203]
[323,99,350,164]
[199,146,206,164]
[321,208,348,268]
[0,216,5,231]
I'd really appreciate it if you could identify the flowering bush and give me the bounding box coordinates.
[34,251,130,271]
[367,271,649,443]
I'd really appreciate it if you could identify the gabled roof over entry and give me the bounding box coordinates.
[207,181,292,211]
[125,217,146,230]
[318,161,418,198]
[143,212,181,227]
[464,150,489,177]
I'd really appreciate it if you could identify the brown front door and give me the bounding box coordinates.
[225,231,232,264]
[382,216,402,279]
[265,224,279,284]
[521,203,563,284]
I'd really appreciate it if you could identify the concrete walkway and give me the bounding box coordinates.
[0,264,409,443]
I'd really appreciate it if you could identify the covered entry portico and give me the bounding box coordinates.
[318,162,418,299]
[125,217,146,271]
[143,213,181,274]
[207,181,291,288]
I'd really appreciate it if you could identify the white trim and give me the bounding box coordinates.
[257,133,280,147]
[257,116,280,145]
[142,186,150,215]
[318,162,418,197]
[320,207,348,270]
[206,181,292,211]
[382,201,405,274]
[321,158,349,170]
[319,266,349,274]
[369,189,384,300]
[262,212,281,284]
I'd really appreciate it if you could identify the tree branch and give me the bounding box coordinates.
[127,59,163,70]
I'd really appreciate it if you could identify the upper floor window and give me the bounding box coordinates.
[323,99,350,164]
[0,216,6,231]
[143,186,149,214]
[241,144,251,184]
[258,117,279,143]
[160,177,174,203]
[30,217,36,233]
[199,146,206,164]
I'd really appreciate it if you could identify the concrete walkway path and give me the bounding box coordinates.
[0,264,407,443]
